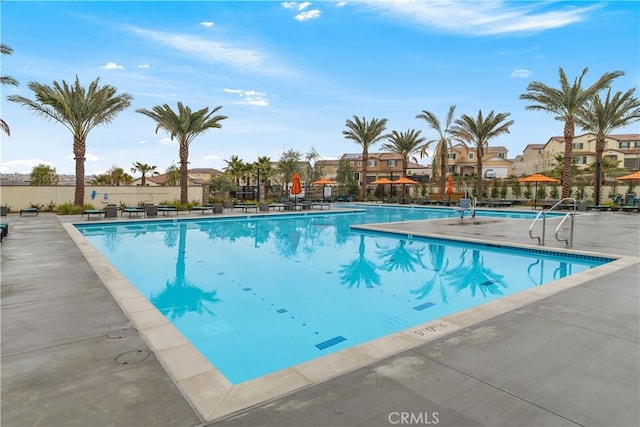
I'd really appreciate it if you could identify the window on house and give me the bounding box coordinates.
[367,160,377,167]
[447,153,456,160]
[447,166,455,173]
[388,159,396,167]
[619,142,630,149]
[634,142,640,148]
[572,142,584,149]
[349,161,354,166]
[357,161,362,166]
[498,152,505,159]
[574,155,587,165]
[468,152,474,159]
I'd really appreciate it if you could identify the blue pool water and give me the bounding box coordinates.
[76,206,609,384]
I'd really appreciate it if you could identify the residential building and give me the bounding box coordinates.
[512,143,547,176]
[445,144,513,178]
[542,133,640,170]
[130,168,222,186]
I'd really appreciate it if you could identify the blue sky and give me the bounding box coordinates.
[1,1,639,176]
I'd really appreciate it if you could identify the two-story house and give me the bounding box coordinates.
[542,133,640,170]
[446,144,513,178]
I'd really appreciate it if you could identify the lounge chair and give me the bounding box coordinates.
[19,207,39,216]
[82,209,106,219]
[121,206,145,217]
[157,205,179,216]
[0,222,8,242]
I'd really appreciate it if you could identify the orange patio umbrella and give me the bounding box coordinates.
[291,172,303,203]
[371,177,394,200]
[616,171,640,181]
[392,176,419,204]
[518,173,558,209]
[312,178,337,201]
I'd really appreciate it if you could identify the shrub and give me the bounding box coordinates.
[56,202,85,215]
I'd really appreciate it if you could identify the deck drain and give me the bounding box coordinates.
[106,327,137,339]
[115,350,150,364]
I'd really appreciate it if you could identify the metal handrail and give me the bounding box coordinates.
[529,198,577,246]
[529,210,546,245]
[554,212,576,248]
[549,197,577,212]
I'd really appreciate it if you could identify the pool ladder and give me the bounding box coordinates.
[529,198,576,248]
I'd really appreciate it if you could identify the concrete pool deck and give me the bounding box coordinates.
[1,206,638,426]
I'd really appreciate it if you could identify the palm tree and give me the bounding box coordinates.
[224,155,245,189]
[136,102,227,203]
[416,105,457,200]
[451,110,514,199]
[376,239,426,273]
[381,129,426,177]
[8,76,132,205]
[131,161,159,186]
[255,156,275,202]
[446,249,506,299]
[1,44,19,136]
[343,116,389,199]
[520,67,623,198]
[576,88,640,205]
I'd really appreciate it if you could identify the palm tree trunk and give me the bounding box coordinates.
[73,136,85,206]
[141,173,146,187]
[361,150,368,199]
[439,151,446,199]
[562,120,574,199]
[476,155,483,199]
[179,145,189,204]
[594,136,605,205]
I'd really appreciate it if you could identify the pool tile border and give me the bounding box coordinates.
[62,219,638,423]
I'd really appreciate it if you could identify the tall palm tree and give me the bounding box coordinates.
[338,234,381,288]
[8,76,132,205]
[224,155,245,188]
[131,161,159,186]
[1,44,19,136]
[416,105,457,200]
[381,129,426,177]
[255,155,275,202]
[343,116,389,199]
[576,88,640,205]
[136,102,226,203]
[520,67,623,198]
[451,110,514,198]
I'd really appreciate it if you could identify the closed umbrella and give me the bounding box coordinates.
[446,175,454,205]
[291,172,303,204]
[518,173,558,209]
[392,176,419,204]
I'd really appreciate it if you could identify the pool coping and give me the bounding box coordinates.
[62,215,639,424]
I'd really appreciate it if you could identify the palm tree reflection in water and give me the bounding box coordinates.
[151,223,219,320]
[412,245,507,303]
[339,234,381,288]
[447,249,506,298]
[376,239,426,273]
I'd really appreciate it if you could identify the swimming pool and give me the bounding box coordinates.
[75,206,608,384]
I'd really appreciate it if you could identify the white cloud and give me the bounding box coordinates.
[159,137,176,145]
[511,69,531,78]
[200,21,215,27]
[336,1,347,7]
[0,159,54,173]
[138,140,149,144]
[128,26,294,77]
[203,154,222,160]
[281,2,298,9]
[101,62,124,69]
[295,9,321,21]
[224,88,269,107]
[137,64,150,69]
[298,2,312,11]
[358,1,602,35]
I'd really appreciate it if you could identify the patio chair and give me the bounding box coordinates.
[19,207,39,217]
